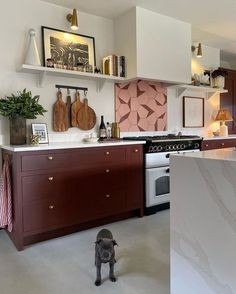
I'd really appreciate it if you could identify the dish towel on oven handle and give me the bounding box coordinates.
[0,155,13,232]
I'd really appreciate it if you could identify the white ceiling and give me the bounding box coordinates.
[42,0,236,59]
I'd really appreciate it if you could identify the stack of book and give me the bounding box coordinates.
[102,55,126,77]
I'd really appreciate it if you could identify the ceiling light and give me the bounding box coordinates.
[67,9,78,31]
[191,43,202,58]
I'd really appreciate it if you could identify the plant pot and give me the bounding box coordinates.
[9,117,26,145]
[212,76,225,88]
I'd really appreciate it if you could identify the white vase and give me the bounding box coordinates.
[213,76,225,88]
[25,29,41,66]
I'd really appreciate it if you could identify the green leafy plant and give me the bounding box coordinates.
[0,89,47,119]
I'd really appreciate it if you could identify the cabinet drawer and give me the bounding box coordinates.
[69,189,126,223]
[23,197,68,233]
[22,173,69,204]
[21,147,126,172]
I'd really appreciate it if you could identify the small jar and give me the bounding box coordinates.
[111,123,120,139]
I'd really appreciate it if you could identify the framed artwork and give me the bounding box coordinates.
[42,26,96,69]
[31,123,49,144]
[183,96,204,128]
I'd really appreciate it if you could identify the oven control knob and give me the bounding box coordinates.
[194,143,200,148]
[172,145,176,150]
[153,146,158,152]
[166,145,169,150]
[177,144,181,150]
[181,144,185,149]
[157,145,162,152]
[149,146,154,153]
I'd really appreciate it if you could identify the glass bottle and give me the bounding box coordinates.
[99,116,107,140]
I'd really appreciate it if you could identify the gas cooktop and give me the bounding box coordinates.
[123,134,201,142]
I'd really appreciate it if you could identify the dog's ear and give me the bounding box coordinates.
[95,239,102,245]
[112,240,118,246]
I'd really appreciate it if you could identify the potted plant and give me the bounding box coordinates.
[0,89,47,145]
[211,69,228,88]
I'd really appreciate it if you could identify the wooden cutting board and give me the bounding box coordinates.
[53,91,68,132]
[77,98,96,130]
[71,92,83,127]
[66,93,72,128]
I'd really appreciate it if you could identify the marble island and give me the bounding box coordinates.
[170,148,236,294]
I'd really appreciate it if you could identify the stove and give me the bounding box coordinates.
[123,134,202,153]
[123,134,202,214]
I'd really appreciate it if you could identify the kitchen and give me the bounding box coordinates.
[1,0,236,294]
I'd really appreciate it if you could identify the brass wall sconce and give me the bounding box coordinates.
[191,43,202,58]
[67,8,78,31]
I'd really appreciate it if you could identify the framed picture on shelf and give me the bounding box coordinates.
[31,123,49,144]
[183,96,204,128]
[42,26,96,69]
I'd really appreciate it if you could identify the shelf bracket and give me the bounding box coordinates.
[37,71,46,87]
[96,79,106,92]
[176,87,186,98]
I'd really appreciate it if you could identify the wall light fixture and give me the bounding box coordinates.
[67,9,78,31]
[191,43,202,58]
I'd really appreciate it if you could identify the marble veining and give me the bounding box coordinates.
[171,155,236,293]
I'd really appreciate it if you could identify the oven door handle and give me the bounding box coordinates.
[166,168,170,173]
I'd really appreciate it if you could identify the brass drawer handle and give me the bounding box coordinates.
[48,176,54,181]
[48,156,54,160]
[105,151,110,155]
[49,205,54,209]
[134,149,139,153]
[221,143,225,146]
[106,194,110,198]
[105,169,110,173]
[205,144,208,147]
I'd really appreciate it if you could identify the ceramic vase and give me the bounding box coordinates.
[10,117,26,145]
[25,28,41,66]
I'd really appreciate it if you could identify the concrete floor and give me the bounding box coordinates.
[0,210,170,294]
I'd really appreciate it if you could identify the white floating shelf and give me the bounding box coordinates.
[18,64,126,90]
[168,84,228,99]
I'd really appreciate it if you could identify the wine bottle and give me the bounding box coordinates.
[99,115,107,140]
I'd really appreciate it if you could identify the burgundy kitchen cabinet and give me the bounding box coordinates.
[2,145,144,250]
[201,139,236,150]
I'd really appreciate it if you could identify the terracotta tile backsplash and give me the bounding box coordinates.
[115,80,167,132]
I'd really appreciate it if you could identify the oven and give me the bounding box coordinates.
[145,150,199,208]
[123,135,202,214]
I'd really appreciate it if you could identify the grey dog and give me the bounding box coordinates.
[95,229,118,286]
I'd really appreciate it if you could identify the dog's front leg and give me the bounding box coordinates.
[109,261,116,282]
[95,261,102,286]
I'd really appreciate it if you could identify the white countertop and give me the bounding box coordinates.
[203,135,236,140]
[1,140,145,152]
[172,147,236,162]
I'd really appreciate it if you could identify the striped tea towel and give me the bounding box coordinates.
[0,156,13,232]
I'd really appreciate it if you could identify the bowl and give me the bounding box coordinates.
[213,131,220,137]
[83,137,99,143]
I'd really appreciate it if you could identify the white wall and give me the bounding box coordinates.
[167,45,221,136]
[0,0,115,144]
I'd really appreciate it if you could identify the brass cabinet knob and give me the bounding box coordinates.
[134,149,139,153]
[48,176,54,181]
[221,143,225,146]
[105,169,110,173]
[106,194,110,198]
[105,151,110,155]
[205,144,208,147]
[49,205,54,209]
[48,156,54,160]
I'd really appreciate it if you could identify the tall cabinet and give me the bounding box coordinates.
[220,68,236,133]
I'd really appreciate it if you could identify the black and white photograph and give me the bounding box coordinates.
[42,26,96,69]
[31,123,49,144]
